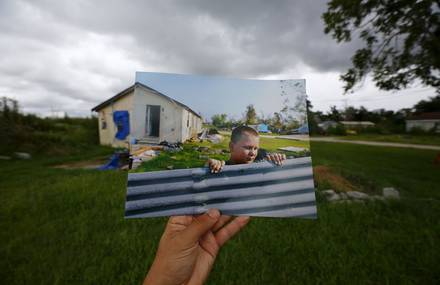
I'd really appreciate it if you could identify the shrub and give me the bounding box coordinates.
[326,124,346,135]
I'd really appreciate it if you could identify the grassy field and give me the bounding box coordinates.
[333,134,440,146]
[135,136,309,172]
[1,141,439,284]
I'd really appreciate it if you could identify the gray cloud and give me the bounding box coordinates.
[0,0,362,115]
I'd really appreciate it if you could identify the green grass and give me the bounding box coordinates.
[310,142,440,200]
[135,136,309,172]
[334,134,440,146]
[259,136,309,151]
[1,142,439,284]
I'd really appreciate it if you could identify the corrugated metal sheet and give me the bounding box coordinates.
[125,156,316,218]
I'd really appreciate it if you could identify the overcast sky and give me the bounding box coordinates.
[0,0,436,117]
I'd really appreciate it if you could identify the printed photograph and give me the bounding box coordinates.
[91,72,316,218]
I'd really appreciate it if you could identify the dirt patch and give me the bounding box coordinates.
[313,165,357,192]
[53,158,108,169]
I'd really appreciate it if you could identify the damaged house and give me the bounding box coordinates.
[92,82,203,147]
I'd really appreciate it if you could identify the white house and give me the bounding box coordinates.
[406,112,440,132]
[318,120,375,131]
[92,82,203,147]
[317,120,338,130]
[340,121,375,128]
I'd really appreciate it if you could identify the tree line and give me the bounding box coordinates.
[0,97,99,155]
[210,95,439,135]
[307,95,440,134]
[210,103,304,134]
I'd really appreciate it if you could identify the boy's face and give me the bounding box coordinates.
[229,133,259,164]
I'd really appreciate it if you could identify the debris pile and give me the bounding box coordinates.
[130,145,164,169]
[159,141,183,152]
[198,128,224,144]
[207,134,223,144]
[277,147,310,158]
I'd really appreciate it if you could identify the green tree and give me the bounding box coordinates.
[245,104,257,125]
[271,112,284,133]
[306,100,319,134]
[211,114,227,128]
[413,95,440,113]
[323,0,440,93]
[328,106,343,121]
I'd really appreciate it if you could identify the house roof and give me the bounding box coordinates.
[91,82,202,119]
[407,112,440,121]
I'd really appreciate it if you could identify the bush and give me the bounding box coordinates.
[208,128,219,135]
[0,108,100,155]
[326,124,346,135]
[409,126,430,135]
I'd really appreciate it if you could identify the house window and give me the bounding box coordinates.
[101,118,107,129]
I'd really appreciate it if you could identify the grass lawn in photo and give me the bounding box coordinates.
[134,136,310,173]
[1,141,439,284]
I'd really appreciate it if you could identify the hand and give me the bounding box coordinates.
[144,209,250,285]
[207,158,225,173]
[265,153,286,165]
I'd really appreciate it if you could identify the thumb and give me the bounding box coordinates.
[181,209,220,244]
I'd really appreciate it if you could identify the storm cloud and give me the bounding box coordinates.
[0,0,432,115]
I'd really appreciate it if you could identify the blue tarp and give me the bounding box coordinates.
[297,124,309,134]
[98,154,120,170]
[257,123,269,133]
[113,110,130,140]
[289,124,309,134]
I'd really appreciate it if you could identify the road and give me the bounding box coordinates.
[261,135,440,151]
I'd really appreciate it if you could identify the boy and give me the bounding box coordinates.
[208,125,286,173]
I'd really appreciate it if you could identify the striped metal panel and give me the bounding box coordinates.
[125,156,317,218]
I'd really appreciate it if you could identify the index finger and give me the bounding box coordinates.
[215,216,250,247]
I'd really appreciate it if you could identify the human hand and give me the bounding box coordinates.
[144,209,250,285]
[265,153,286,165]
[207,158,225,173]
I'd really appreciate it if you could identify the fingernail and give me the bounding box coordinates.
[207,208,220,219]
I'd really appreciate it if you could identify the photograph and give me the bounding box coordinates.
[92,72,317,217]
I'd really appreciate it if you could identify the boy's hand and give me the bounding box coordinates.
[265,153,286,166]
[207,158,225,173]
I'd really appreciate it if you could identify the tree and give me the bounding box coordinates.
[306,99,320,134]
[244,104,257,125]
[279,80,308,126]
[413,95,440,113]
[211,114,227,128]
[271,112,284,133]
[323,0,440,93]
[0,97,20,121]
[328,106,343,121]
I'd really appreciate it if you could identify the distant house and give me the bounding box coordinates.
[340,121,375,128]
[92,82,203,147]
[317,120,338,130]
[318,120,374,131]
[406,112,440,132]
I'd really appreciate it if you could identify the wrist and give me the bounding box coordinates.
[144,262,176,285]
